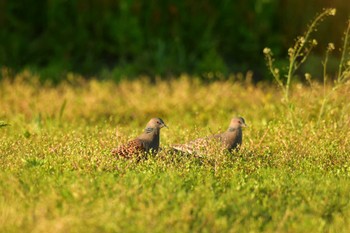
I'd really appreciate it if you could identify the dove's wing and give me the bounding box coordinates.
[172,136,215,154]
[111,138,145,158]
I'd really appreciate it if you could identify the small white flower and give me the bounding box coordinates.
[327,43,335,51]
[263,47,271,55]
[328,8,336,16]
[305,73,311,81]
[288,48,294,56]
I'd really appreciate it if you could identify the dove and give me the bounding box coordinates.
[111,118,167,158]
[172,117,247,155]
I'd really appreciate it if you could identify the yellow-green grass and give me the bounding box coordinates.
[1,72,350,233]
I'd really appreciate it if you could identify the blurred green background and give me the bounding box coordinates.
[0,0,349,81]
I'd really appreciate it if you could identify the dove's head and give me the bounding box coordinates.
[146,118,168,130]
[228,117,247,130]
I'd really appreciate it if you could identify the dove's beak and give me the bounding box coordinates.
[242,123,248,127]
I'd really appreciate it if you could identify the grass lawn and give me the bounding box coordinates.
[0,72,350,233]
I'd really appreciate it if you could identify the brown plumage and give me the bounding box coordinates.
[111,118,167,158]
[172,117,247,155]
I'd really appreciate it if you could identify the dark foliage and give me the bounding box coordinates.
[0,0,348,81]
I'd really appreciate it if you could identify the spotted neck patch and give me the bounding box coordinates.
[228,127,237,132]
[144,127,154,134]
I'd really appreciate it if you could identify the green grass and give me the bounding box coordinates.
[0,72,350,233]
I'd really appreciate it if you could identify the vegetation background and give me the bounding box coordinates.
[0,0,349,81]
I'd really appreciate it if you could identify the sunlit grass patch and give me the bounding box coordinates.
[1,70,350,232]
